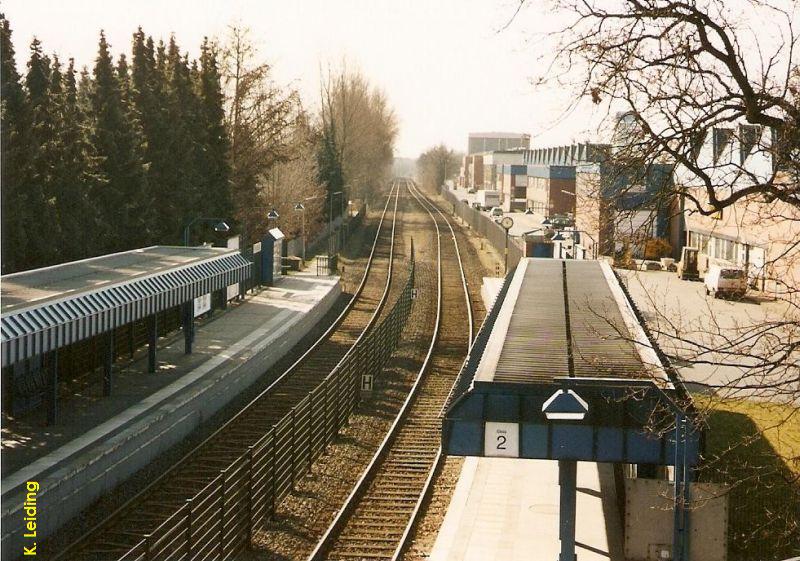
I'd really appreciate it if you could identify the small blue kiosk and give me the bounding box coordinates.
[261,228,285,286]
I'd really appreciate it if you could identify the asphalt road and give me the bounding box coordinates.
[617,268,796,401]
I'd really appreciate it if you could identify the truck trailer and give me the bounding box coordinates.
[475,189,501,210]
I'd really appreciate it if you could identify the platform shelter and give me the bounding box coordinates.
[442,258,702,561]
[1,246,251,424]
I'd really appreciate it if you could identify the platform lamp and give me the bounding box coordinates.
[541,216,553,227]
[329,190,343,254]
[552,231,566,259]
[293,203,306,262]
[183,217,230,247]
[267,208,280,224]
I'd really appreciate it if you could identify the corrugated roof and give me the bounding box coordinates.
[486,258,664,385]
[1,249,251,368]
[494,260,569,383]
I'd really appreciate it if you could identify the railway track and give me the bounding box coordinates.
[55,181,405,561]
[308,178,473,561]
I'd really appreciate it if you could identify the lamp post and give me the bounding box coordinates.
[183,217,230,247]
[329,190,343,254]
[293,203,306,262]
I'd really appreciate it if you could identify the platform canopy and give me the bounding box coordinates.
[443,258,701,466]
[1,246,251,368]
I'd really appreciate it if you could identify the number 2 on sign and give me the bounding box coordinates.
[484,422,519,457]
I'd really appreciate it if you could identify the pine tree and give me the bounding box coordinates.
[196,38,232,227]
[53,59,99,260]
[24,37,60,267]
[161,36,203,242]
[131,29,172,244]
[0,15,33,272]
[89,31,148,252]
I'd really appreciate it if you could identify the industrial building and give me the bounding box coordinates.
[675,124,800,295]
[467,132,530,155]
[523,143,608,217]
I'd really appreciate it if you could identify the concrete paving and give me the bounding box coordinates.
[0,270,340,558]
[617,268,795,398]
[429,459,624,561]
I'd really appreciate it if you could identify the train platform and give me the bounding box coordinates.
[430,273,625,561]
[429,459,624,561]
[1,270,340,556]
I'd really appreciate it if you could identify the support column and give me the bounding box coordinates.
[103,330,114,396]
[558,459,577,561]
[673,413,691,561]
[147,313,158,373]
[183,302,194,355]
[46,349,59,426]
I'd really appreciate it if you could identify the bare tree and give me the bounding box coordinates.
[222,25,304,244]
[319,63,398,205]
[416,144,462,193]
[524,2,800,555]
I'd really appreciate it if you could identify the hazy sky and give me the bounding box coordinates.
[4,1,611,157]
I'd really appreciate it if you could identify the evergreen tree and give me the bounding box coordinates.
[131,29,171,244]
[24,37,60,267]
[162,36,202,242]
[0,15,33,272]
[196,38,232,226]
[53,59,99,260]
[88,31,148,252]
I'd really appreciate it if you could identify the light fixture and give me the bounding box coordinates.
[542,217,552,226]
[525,208,534,215]
[293,203,305,211]
[214,221,230,233]
[542,389,589,421]
[552,232,566,242]
[267,208,280,220]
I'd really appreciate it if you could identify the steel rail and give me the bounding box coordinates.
[307,177,472,561]
[390,179,474,561]
[55,180,403,561]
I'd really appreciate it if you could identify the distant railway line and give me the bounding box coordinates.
[307,179,474,561]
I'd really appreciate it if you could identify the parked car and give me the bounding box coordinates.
[704,263,746,299]
[490,206,504,218]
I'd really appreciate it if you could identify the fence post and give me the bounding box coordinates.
[270,431,277,517]
[185,498,193,556]
[219,469,227,558]
[290,407,296,489]
[308,393,314,469]
[247,445,255,545]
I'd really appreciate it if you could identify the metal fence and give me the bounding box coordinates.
[440,187,524,270]
[118,258,416,561]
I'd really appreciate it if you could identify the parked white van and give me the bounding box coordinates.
[704,263,747,299]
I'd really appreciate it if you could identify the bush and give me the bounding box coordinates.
[644,237,672,260]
